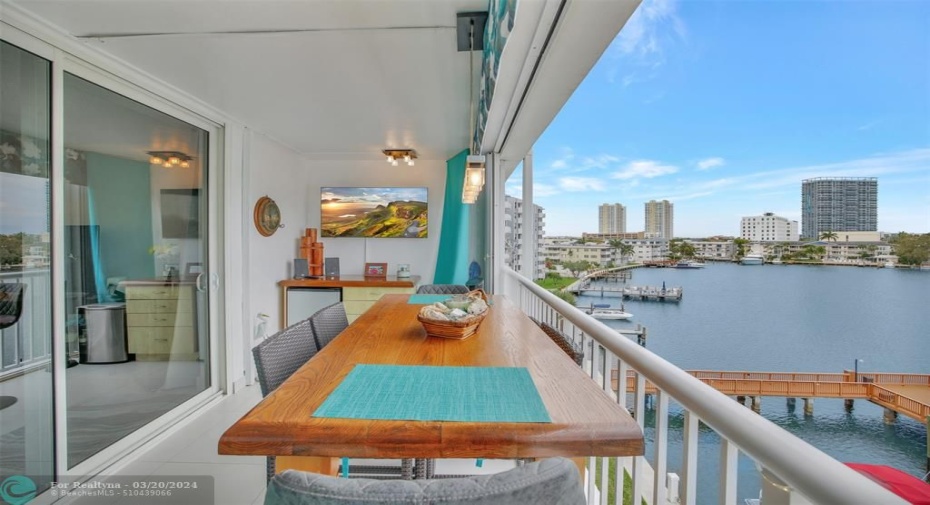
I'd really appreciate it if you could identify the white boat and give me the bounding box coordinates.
[586,307,633,320]
[741,254,764,265]
[771,258,783,265]
[884,262,896,268]
[674,260,706,269]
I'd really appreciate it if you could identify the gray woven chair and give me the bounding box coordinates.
[264,457,585,505]
[532,319,584,367]
[309,302,349,350]
[252,317,319,481]
[416,284,470,295]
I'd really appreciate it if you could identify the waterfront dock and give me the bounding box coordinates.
[610,369,930,422]
[621,285,683,301]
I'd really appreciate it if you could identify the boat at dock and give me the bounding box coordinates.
[586,307,633,320]
[740,254,764,265]
[674,260,706,269]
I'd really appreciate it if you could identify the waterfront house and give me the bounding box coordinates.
[0,1,907,504]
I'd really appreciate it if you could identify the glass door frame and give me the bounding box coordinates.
[1,18,228,484]
[56,58,226,480]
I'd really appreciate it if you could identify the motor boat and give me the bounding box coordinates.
[674,260,706,269]
[584,304,633,320]
[741,254,764,265]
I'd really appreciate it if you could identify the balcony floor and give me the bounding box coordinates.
[71,385,517,504]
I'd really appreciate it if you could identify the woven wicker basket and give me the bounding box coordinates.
[416,290,489,340]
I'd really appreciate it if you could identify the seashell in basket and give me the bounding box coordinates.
[417,290,489,339]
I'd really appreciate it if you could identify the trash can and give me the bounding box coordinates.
[79,303,129,364]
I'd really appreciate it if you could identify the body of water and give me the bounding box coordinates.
[577,262,930,503]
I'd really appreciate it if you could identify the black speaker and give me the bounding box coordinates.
[293,258,309,279]
[324,257,340,277]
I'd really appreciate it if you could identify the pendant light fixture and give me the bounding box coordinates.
[461,12,487,204]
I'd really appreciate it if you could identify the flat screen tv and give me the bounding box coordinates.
[160,188,200,238]
[321,187,427,238]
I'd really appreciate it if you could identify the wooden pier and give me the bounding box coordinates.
[608,368,930,474]
[609,369,930,423]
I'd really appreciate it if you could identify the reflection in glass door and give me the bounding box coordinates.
[0,40,55,498]
[62,73,210,467]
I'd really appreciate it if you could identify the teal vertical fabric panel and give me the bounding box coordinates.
[86,152,154,286]
[433,149,469,284]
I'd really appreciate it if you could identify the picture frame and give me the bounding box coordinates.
[364,262,388,278]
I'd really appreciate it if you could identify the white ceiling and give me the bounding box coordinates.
[14,0,487,161]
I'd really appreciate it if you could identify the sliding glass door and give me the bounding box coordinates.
[0,40,55,498]
[62,73,212,468]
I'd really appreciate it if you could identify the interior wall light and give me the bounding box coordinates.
[148,150,193,168]
[382,149,417,167]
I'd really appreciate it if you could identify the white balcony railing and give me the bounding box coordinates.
[1,269,52,376]
[500,267,905,505]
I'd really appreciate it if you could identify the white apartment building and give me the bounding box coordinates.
[504,195,546,279]
[625,239,670,262]
[540,242,615,267]
[645,200,674,239]
[689,240,736,259]
[598,203,626,234]
[740,212,799,242]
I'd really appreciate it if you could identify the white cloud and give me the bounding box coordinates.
[606,0,685,86]
[534,183,561,197]
[559,177,606,192]
[696,157,725,170]
[611,160,678,180]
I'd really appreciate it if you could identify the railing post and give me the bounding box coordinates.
[719,439,738,505]
[653,390,669,505]
[632,371,646,505]
[681,410,699,505]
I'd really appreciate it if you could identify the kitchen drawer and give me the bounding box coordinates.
[128,327,195,354]
[126,299,192,314]
[342,286,413,301]
[127,312,194,327]
[125,285,194,300]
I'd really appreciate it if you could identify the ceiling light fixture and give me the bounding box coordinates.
[382,149,417,167]
[148,151,193,168]
[460,11,487,204]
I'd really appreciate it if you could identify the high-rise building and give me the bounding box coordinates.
[644,200,674,239]
[740,212,799,242]
[801,177,877,240]
[598,203,626,234]
[503,195,546,279]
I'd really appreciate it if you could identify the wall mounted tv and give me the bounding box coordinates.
[321,187,427,238]
[160,188,201,238]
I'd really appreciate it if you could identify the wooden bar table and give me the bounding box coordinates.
[219,294,643,474]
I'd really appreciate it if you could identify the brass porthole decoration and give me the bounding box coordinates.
[253,196,284,237]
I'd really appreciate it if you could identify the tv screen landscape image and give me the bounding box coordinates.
[321,187,428,238]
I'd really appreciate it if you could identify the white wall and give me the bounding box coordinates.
[246,133,307,334]
[303,159,446,280]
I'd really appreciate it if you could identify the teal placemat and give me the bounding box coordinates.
[407,294,451,304]
[313,365,551,423]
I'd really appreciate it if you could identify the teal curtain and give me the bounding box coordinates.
[433,149,470,284]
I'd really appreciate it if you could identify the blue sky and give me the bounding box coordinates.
[506,0,930,237]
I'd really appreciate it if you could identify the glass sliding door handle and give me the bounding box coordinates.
[210,273,219,292]
[195,273,207,292]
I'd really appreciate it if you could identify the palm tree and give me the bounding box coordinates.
[733,238,750,258]
[820,231,838,242]
[619,243,635,264]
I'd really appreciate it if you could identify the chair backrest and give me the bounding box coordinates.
[416,284,470,295]
[252,318,319,397]
[0,283,26,330]
[533,319,584,366]
[309,302,349,351]
[265,457,585,505]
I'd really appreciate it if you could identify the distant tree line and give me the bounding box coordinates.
[0,233,25,266]
[889,233,930,266]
